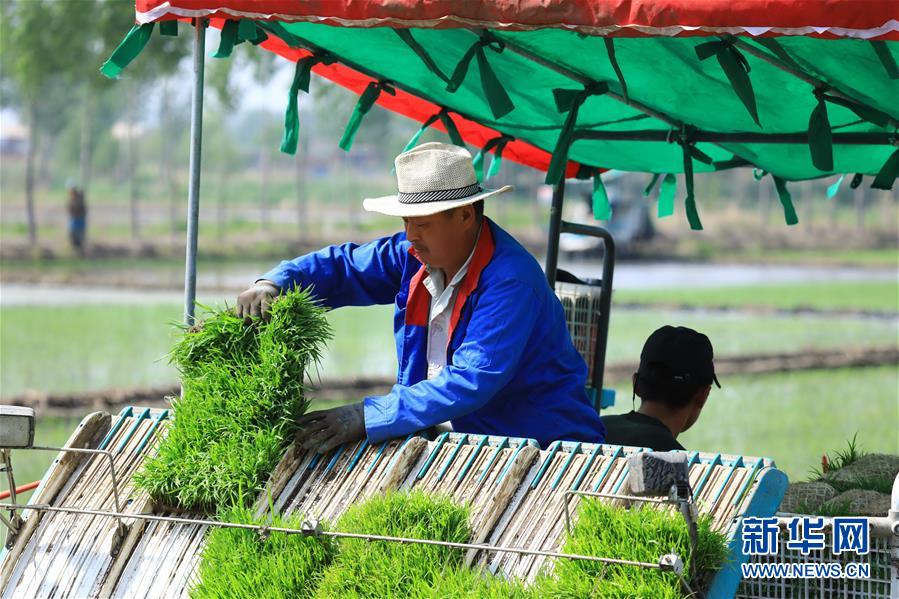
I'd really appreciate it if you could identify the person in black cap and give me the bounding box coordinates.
[601,325,721,450]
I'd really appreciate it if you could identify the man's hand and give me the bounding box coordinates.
[236,280,280,322]
[296,402,366,453]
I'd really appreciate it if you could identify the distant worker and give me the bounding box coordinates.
[66,181,87,254]
[236,142,606,452]
[602,326,720,450]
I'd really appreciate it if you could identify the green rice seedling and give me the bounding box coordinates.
[804,433,893,501]
[807,433,864,481]
[418,567,536,599]
[195,492,729,598]
[313,490,472,599]
[191,505,337,599]
[135,287,332,512]
[828,433,864,471]
[535,499,729,599]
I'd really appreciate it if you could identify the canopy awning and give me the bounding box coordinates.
[109,1,899,228]
[135,1,899,40]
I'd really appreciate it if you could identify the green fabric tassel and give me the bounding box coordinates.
[100,23,155,79]
[213,20,239,58]
[486,147,505,178]
[475,46,515,119]
[246,22,268,46]
[545,83,608,186]
[545,104,581,185]
[237,19,257,42]
[401,113,441,154]
[447,43,480,91]
[397,108,464,156]
[472,151,487,181]
[339,81,396,151]
[642,173,660,197]
[280,62,304,154]
[658,173,676,218]
[871,41,899,80]
[251,30,268,45]
[395,29,450,84]
[281,55,333,155]
[826,174,845,198]
[592,171,612,220]
[871,148,899,190]
[772,176,799,225]
[807,93,833,171]
[393,109,465,173]
[437,109,465,147]
[472,135,512,181]
[552,88,583,113]
[695,40,760,126]
[447,36,514,119]
[392,115,439,173]
[159,21,178,36]
[681,143,703,230]
[604,38,628,103]
[402,125,428,153]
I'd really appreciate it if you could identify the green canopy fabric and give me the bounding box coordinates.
[257,22,897,183]
[104,3,899,228]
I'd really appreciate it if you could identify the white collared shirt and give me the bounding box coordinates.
[423,225,481,380]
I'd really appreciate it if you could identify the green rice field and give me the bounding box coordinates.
[607,365,898,479]
[2,301,896,398]
[615,280,898,313]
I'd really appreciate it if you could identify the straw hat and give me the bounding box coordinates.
[363,142,512,217]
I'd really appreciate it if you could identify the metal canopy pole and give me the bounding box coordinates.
[184,20,206,326]
[544,179,566,287]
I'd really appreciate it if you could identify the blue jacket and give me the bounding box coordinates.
[260,217,606,448]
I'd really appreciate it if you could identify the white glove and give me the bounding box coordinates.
[236,280,280,322]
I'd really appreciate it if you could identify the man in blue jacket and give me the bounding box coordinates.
[236,142,605,452]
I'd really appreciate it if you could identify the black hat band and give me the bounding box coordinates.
[397,183,482,204]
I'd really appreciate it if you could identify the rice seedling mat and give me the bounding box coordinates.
[0,409,787,599]
[396,433,540,565]
[269,435,430,522]
[114,433,429,598]
[479,441,780,587]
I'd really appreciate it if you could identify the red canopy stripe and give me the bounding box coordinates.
[137,0,899,40]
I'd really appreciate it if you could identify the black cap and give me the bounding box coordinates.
[637,326,721,390]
